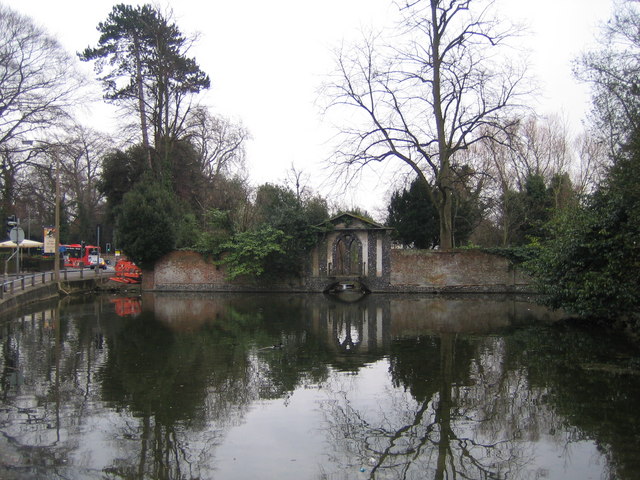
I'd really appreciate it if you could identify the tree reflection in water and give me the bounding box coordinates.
[320,334,539,479]
[0,293,638,479]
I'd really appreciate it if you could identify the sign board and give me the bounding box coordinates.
[9,227,24,244]
[43,227,56,254]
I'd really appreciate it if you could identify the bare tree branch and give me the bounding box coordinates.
[322,0,531,248]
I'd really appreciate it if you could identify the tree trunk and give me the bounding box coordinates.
[1,162,16,220]
[133,34,153,171]
[430,0,454,250]
[438,164,454,250]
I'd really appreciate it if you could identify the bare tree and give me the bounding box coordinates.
[469,115,593,246]
[576,0,640,154]
[480,136,521,245]
[506,115,573,189]
[55,125,112,241]
[323,0,529,249]
[184,107,249,182]
[0,4,86,219]
[182,106,251,219]
[15,141,63,239]
[572,131,608,195]
[284,163,313,203]
[17,126,113,242]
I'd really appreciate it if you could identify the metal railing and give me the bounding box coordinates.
[1,267,106,300]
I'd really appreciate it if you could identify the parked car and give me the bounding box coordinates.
[89,257,107,270]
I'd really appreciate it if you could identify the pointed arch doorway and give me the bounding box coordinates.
[333,233,362,276]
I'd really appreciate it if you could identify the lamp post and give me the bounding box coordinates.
[54,150,60,284]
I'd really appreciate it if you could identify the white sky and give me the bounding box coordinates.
[5,0,614,219]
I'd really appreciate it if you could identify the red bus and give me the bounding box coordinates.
[60,244,104,269]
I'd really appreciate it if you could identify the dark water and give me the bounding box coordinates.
[0,292,639,480]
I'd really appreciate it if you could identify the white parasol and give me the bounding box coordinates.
[0,239,45,248]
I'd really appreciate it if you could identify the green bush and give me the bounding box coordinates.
[219,226,290,280]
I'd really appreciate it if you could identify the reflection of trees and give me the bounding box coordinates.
[97,294,335,478]
[0,297,102,476]
[504,325,640,480]
[98,312,227,479]
[321,334,545,479]
[0,296,246,478]
[0,293,638,479]
[204,294,334,399]
[0,293,337,478]
[318,311,638,480]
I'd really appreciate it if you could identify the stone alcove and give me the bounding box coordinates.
[306,213,393,292]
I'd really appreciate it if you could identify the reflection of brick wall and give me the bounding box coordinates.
[389,249,531,293]
[141,292,228,331]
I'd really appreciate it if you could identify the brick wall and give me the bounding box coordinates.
[389,249,531,293]
[147,249,532,293]
[149,250,305,292]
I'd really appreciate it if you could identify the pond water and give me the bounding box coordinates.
[0,292,639,480]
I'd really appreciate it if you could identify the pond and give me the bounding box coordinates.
[0,292,639,479]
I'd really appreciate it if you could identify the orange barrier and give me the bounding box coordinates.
[109,259,142,284]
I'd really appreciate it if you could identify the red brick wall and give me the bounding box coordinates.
[390,249,530,290]
[149,250,304,291]
[153,250,226,287]
[148,249,530,292]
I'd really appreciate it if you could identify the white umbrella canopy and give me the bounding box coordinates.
[0,239,44,248]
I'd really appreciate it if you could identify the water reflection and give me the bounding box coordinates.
[0,293,638,479]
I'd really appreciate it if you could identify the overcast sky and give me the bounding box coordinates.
[6,0,614,218]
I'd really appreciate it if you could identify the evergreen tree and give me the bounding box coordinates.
[80,4,210,172]
[115,176,179,269]
[527,132,640,323]
[526,1,640,326]
[99,145,148,225]
[253,183,329,276]
[387,179,440,249]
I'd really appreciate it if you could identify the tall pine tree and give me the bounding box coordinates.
[80,4,210,174]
